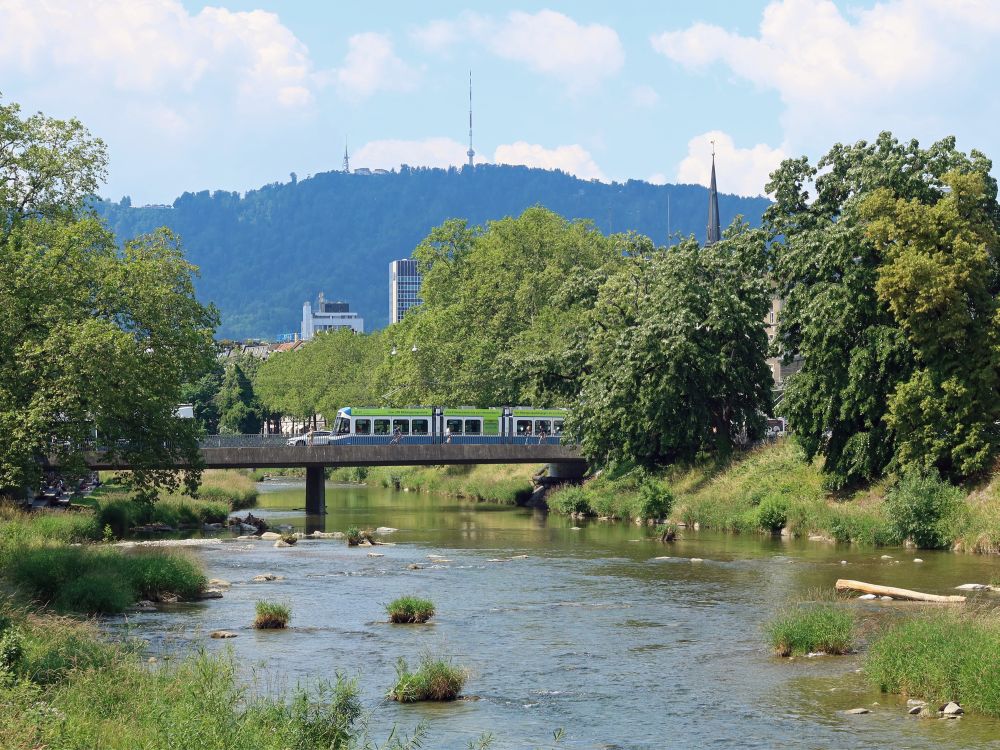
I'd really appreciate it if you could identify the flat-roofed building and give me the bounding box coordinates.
[301,293,364,340]
[390,259,422,324]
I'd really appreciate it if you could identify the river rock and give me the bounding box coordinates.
[840,560,848,565]
[157,593,180,604]
[251,573,283,582]
[913,558,924,563]
[367,552,384,557]
[844,708,870,715]
[375,527,398,534]
[858,594,878,600]
[210,630,238,639]
[310,531,344,539]
[941,702,963,715]
[207,578,231,588]
[880,555,894,559]
[197,589,224,599]
[908,705,924,715]
[236,523,259,534]
[907,699,927,706]
[260,531,282,541]
[955,583,990,590]
[689,558,704,563]
[358,539,373,547]
[274,539,292,548]
[202,522,223,530]
[134,600,157,612]
[407,563,423,570]
[880,596,894,600]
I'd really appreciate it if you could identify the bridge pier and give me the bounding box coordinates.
[305,466,326,515]
[547,462,586,481]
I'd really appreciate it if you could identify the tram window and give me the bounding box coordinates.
[354,419,371,435]
[553,419,564,435]
[516,419,532,436]
[412,419,429,435]
[535,420,551,435]
[446,418,463,435]
[392,419,410,435]
[464,419,482,435]
[334,417,350,435]
[373,419,390,435]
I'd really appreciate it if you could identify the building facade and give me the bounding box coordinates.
[389,259,422,324]
[301,293,364,340]
[765,296,804,388]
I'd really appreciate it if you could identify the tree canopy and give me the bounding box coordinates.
[767,133,1000,487]
[0,98,218,499]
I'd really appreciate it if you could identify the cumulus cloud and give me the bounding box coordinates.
[412,10,623,89]
[494,141,605,180]
[353,138,469,170]
[650,0,1000,149]
[676,131,787,197]
[330,32,420,99]
[630,84,660,108]
[0,0,316,109]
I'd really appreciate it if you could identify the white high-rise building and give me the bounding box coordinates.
[301,293,364,340]
[389,259,422,324]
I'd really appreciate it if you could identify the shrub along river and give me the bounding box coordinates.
[109,480,1000,749]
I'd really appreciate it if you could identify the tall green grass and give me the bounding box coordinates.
[253,601,291,629]
[364,464,537,505]
[765,604,854,657]
[865,611,1000,716]
[0,605,415,750]
[387,655,466,702]
[386,597,435,624]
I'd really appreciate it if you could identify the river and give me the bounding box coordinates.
[112,480,1000,749]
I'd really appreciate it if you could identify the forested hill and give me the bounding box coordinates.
[94,164,770,339]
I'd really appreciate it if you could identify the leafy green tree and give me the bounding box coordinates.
[767,133,998,488]
[216,360,262,434]
[573,224,772,468]
[0,99,217,499]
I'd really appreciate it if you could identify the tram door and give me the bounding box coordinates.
[499,407,514,437]
[432,408,444,440]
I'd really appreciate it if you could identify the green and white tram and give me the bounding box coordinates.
[327,406,567,444]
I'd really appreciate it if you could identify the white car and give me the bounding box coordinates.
[287,430,332,446]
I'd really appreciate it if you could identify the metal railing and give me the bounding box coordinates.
[198,434,573,448]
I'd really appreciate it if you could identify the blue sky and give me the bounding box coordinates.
[2,0,997,204]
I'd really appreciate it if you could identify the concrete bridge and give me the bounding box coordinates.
[81,437,587,514]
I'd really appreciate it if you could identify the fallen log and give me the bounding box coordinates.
[835,579,966,603]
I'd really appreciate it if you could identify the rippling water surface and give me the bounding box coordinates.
[110,480,1000,749]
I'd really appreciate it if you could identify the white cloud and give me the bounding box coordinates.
[412,10,623,89]
[631,84,659,108]
[650,0,1000,149]
[676,131,786,197]
[494,141,605,180]
[330,32,419,100]
[0,0,315,109]
[354,138,468,170]
[647,172,668,185]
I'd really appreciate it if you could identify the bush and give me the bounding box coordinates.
[634,479,674,521]
[54,572,134,614]
[755,495,788,534]
[253,601,290,629]
[765,604,854,657]
[865,611,1000,716]
[547,486,590,515]
[345,527,361,546]
[885,469,965,549]
[386,597,435,624]
[387,655,466,702]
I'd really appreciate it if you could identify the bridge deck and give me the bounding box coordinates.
[83,442,586,470]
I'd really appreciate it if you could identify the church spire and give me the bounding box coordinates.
[467,70,475,168]
[706,141,721,246]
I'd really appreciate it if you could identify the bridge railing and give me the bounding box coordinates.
[198,434,574,448]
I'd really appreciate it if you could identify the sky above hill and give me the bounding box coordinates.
[2,0,998,205]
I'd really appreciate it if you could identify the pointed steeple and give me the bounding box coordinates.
[706,142,721,246]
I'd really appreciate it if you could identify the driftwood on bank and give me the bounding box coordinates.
[835,579,966,603]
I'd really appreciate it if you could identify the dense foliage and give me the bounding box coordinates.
[767,133,1000,487]
[0,98,218,498]
[94,165,770,338]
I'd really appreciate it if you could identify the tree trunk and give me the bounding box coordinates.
[835,579,966,603]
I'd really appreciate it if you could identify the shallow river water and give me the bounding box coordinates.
[113,481,1000,749]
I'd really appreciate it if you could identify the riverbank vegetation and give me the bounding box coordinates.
[388,655,466,702]
[0,508,205,613]
[865,610,1000,717]
[765,603,854,657]
[387,597,435,624]
[253,601,291,629]
[0,604,431,749]
[333,464,538,506]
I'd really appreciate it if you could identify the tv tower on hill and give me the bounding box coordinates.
[342,137,350,173]
[467,70,475,168]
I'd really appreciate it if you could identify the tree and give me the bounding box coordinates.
[216,360,263,434]
[573,224,772,468]
[767,133,998,487]
[0,99,217,499]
